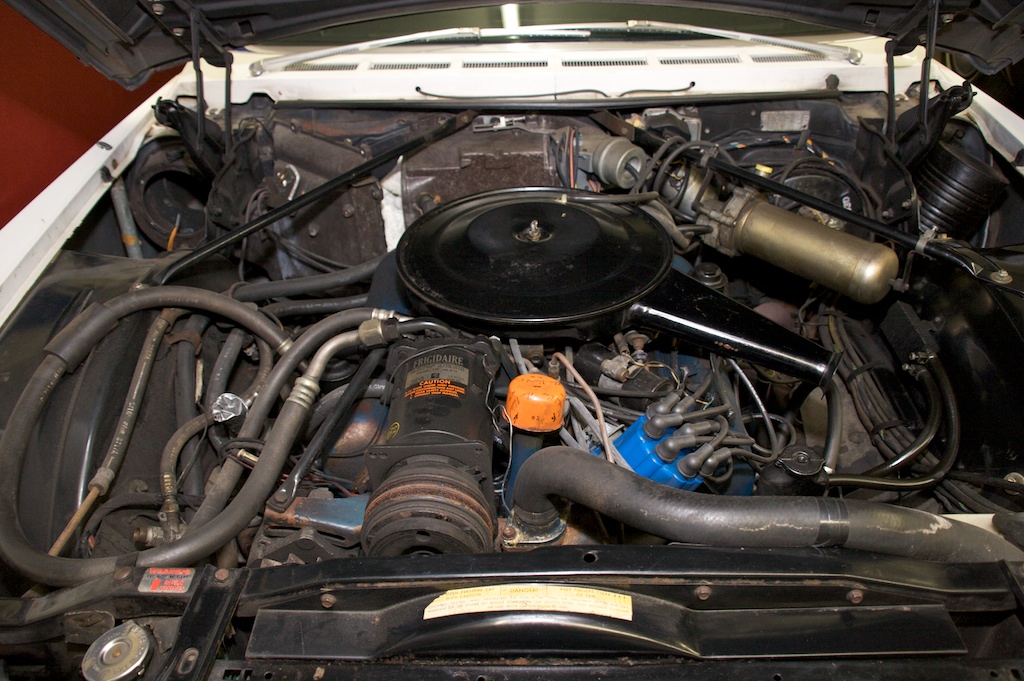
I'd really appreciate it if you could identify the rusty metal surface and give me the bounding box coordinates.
[262,494,368,548]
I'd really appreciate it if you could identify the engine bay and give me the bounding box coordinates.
[3,87,1024,673]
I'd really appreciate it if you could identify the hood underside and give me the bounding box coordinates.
[5,0,1024,88]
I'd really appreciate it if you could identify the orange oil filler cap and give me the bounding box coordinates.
[506,373,566,433]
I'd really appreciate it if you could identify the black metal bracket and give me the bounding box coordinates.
[148,566,247,681]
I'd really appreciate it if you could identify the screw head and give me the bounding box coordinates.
[847,589,864,604]
[214,568,230,582]
[113,567,132,582]
[321,593,336,609]
[151,2,165,15]
[991,269,1013,284]
[500,525,517,540]
[694,586,712,601]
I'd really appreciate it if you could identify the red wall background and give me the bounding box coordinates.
[0,3,172,227]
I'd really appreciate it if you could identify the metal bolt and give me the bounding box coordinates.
[500,525,517,540]
[307,224,319,238]
[176,648,199,675]
[113,566,133,582]
[214,568,230,582]
[694,586,712,601]
[941,13,955,23]
[172,27,184,37]
[151,2,165,15]
[847,589,864,604]
[321,593,336,609]
[1005,472,1024,496]
[991,270,1013,284]
[523,220,544,242]
[341,205,356,218]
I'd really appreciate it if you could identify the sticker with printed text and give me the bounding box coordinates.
[137,567,195,594]
[423,584,632,621]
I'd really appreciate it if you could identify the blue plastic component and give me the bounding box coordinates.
[599,415,703,490]
[504,432,545,509]
[671,253,694,274]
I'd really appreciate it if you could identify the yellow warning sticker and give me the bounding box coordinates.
[423,584,633,621]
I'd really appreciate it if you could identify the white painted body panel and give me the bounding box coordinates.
[1,36,1021,327]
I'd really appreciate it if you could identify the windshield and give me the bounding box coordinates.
[265,3,843,46]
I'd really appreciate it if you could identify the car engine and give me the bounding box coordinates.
[2,90,1024,674]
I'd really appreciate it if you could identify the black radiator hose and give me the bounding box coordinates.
[0,286,293,587]
[511,447,1024,563]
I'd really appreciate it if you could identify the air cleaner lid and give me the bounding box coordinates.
[396,188,673,327]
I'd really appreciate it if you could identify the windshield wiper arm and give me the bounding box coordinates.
[251,19,860,77]
[533,20,861,63]
[250,26,592,76]
[622,20,862,63]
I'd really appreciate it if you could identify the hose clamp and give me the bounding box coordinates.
[813,497,850,547]
[915,226,938,254]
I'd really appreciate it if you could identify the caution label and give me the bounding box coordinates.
[137,567,195,594]
[423,584,633,621]
[404,379,466,400]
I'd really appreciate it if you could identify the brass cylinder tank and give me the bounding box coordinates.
[732,200,899,304]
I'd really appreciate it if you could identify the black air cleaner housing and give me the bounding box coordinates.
[396,187,673,336]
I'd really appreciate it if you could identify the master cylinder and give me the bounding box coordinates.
[361,338,501,556]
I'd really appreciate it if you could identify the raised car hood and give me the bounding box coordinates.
[5,0,1024,88]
